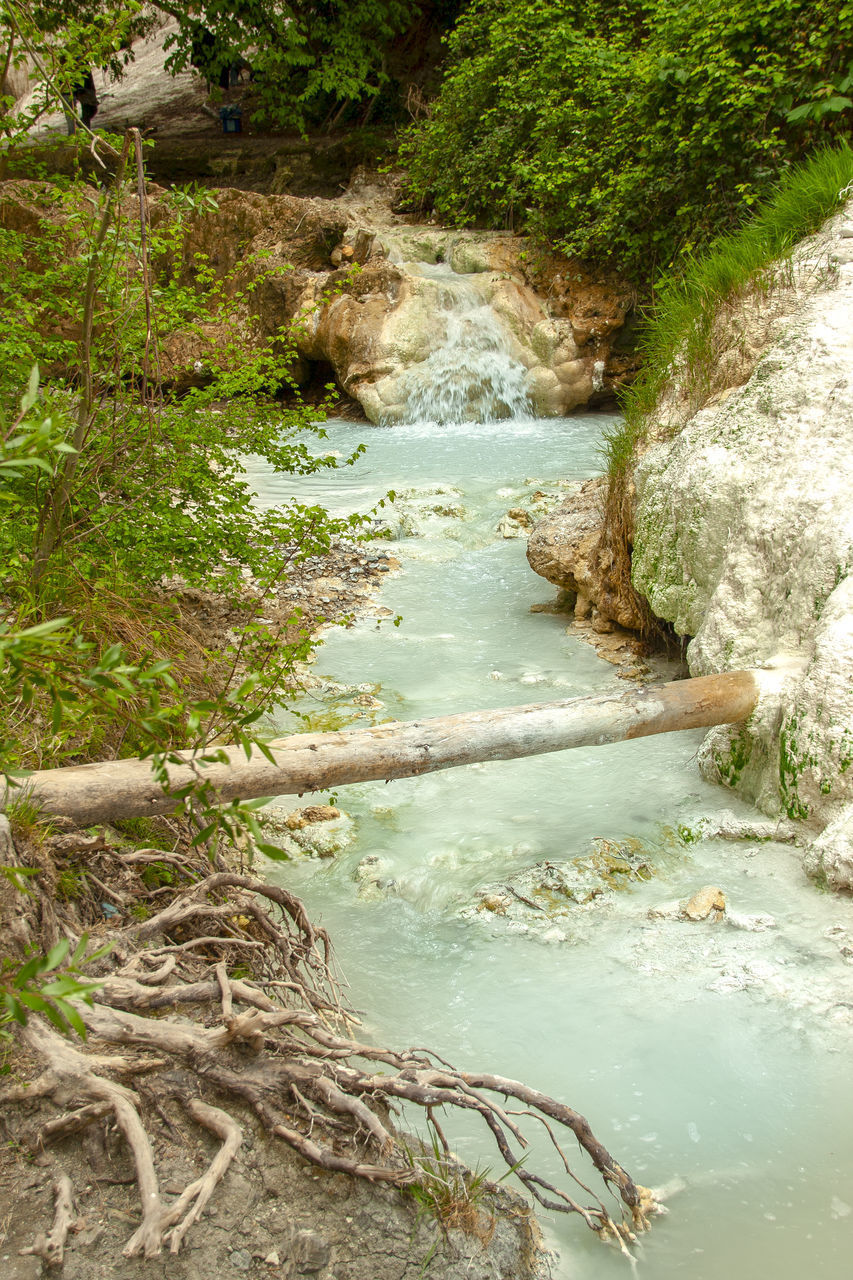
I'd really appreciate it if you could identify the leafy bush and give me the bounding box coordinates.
[0,935,110,1040]
[0,129,382,819]
[399,0,853,281]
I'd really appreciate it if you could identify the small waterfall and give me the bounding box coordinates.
[394,265,531,425]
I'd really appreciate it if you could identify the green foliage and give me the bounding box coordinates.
[161,0,424,130]
[0,135,384,940]
[1,0,461,137]
[400,0,853,280]
[402,1129,495,1233]
[604,142,853,477]
[0,934,111,1040]
[1,0,147,135]
[0,153,381,766]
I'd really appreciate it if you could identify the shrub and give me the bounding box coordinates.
[399,0,853,282]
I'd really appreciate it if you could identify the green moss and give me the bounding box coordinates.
[778,713,813,820]
[840,728,853,774]
[714,726,753,789]
[56,868,86,901]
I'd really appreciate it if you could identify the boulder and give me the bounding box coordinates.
[678,885,726,922]
[526,477,646,630]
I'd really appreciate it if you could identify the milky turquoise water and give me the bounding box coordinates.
[244,414,853,1280]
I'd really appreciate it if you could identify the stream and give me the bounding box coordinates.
[242,294,853,1278]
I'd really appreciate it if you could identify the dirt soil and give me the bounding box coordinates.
[0,1092,547,1280]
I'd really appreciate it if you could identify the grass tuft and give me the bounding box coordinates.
[605,141,853,479]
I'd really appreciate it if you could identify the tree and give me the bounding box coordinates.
[1,0,464,134]
[0,123,375,777]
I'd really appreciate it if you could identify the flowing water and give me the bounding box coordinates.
[393,263,532,425]
[242,325,853,1278]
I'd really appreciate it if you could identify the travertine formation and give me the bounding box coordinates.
[529,205,853,888]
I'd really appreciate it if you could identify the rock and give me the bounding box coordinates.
[284,805,342,830]
[627,203,853,865]
[497,512,530,538]
[694,809,802,843]
[462,837,659,936]
[259,806,353,859]
[803,805,853,891]
[725,910,776,932]
[679,885,727,922]
[354,854,396,899]
[647,900,681,920]
[229,1248,253,1270]
[479,893,511,914]
[292,1228,330,1273]
[526,477,645,631]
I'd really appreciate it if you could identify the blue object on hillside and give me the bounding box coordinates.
[219,105,243,134]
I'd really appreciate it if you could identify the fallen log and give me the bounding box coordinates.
[9,669,764,826]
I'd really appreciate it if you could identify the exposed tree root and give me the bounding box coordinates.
[3,839,659,1262]
[160,1098,242,1253]
[20,1173,77,1267]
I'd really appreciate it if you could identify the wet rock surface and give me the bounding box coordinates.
[459,836,662,942]
[627,207,853,879]
[678,884,727,922]
[257,804,355,859]
[526,476,645,632]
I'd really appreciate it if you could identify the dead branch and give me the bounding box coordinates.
[16,671,763,825]
[37,1101,112,1145]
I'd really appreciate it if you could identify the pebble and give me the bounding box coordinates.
[679,885,726,921]
[229,1248,252,1270]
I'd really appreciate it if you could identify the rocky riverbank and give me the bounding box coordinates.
[527,200,853,888]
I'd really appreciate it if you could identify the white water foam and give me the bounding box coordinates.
[391,264,531,426]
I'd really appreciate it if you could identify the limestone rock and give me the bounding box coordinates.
[726,910,777,932]
[628,202,853,875]
[802,804,853,891]
[258,805,353,859]
[461,837,658,937]
[354,854,396,899]
[678,885,726,922]
[284,805,341,830]
[526,477,646,630]
[497,508,533,538]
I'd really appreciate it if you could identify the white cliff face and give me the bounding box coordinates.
[631,206,853,885]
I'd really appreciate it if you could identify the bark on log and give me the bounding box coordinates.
[10,670,762,826]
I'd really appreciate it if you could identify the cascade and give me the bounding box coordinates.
[391,263,532,425]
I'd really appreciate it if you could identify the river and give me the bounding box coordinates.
[242,392,853,1277]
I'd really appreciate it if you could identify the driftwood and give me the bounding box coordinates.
[15,670,761,825]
